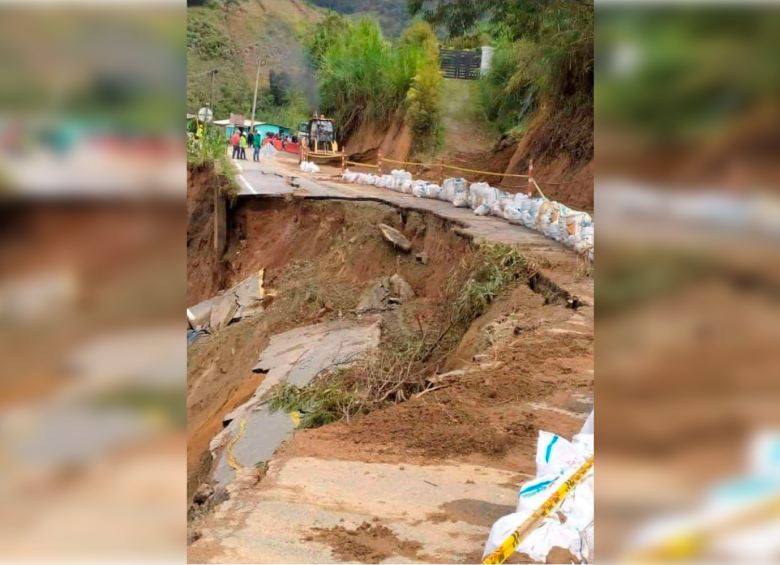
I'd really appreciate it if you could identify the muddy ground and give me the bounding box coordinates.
[186,165,593,561]
[187,185,485,502]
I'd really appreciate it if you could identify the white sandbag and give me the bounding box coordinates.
[422,183,441,199]
[474,203,491,216]
[490,201,504,218]
[503,205,524,225]
[453,191,470,208]
[399,179,413,194]
[378,174,396,189]
[391,169,412,184]
[468,182,499,210]
[439,177,467,203]
[299,161,320,173]
[483,414,595,563]
[535,431,586,477]
[483,511,583,564]
[410,180,426,198]
[513,193,529,208]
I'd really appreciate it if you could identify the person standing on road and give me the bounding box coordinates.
[247,129,255,149]
[230,129,240,159]
[239,132,248,159]
[253,130,262,162]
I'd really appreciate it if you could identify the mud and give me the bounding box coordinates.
[310,521,423,564]
[186,192,480,504]
[279,283,593,474]
[187,163,228,306]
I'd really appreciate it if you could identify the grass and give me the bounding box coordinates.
[267,372,359,429]
[316,17,443,150]
[267,242,541,429]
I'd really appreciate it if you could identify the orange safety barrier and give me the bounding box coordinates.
[262,138,300,154]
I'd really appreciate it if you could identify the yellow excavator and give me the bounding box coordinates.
[299,115,339,161]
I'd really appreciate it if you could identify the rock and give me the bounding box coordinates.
[210,293,238,331]
[193,483,214,505]
[389,274,415,301]
[415,252,429,265]
[233,269,266,319]
[356,278,390,312]
[378,224,412,253]
[427,369,465,385]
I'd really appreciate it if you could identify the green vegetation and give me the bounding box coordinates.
[267,243,539,429]
[187,6,250,114]
[307,0,411,37]
[311,16,443,153]
[412,0,594,163]
[451,243,538,327]
[187,0,322,130]
[596,8,780,145]
[268,373,357,428]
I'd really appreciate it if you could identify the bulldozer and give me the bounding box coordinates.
[299,115,339,158]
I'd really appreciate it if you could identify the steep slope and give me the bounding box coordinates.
[187,0,324,114]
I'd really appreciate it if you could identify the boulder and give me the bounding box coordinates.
[389,274,415,301]
[210,294,238,331]
[378,224,412,253]
[356,278,390,312]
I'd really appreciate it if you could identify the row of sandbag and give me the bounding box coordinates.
[341,169,594,262]
[482,411,594,563]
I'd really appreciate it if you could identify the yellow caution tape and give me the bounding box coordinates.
[379,157,531,179]
[625,494,780,562]
[441,163,530,179]
[226,418,247,471]
[482,455,594,564]
[345,160,379,169]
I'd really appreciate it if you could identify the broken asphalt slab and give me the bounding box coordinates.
[187,269,267,331]
[208,319,381,490]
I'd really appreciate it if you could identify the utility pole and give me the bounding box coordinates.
[209,68,219,121]
[250,57,266,132]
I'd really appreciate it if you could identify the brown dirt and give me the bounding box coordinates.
[310,521,424,564]
[502,146,594,213]
[187,163,227,306]
[186,189,479,503]
[223,198,473,304]
[279,283,593,475]
[345,117,413,165]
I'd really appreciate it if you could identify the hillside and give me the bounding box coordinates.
[187,0,324,116]
[307,0,410,37]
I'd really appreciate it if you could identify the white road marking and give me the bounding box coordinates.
[238,174,256,194]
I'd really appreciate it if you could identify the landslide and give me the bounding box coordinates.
[186,189,480,503]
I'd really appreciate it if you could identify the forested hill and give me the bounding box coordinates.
[307,0,410,36]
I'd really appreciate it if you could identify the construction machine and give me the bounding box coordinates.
[300,115,339,158]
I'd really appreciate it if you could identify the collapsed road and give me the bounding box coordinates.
[186,153,594,564]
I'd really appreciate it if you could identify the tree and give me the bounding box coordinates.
[305,13,351,70]
[269,70,293,106]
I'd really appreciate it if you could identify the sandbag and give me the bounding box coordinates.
[299,161,320,173]
[453,191,470,208]
[439,177,467,203]
[503,205,524,225]
[474,203,491,216]
[468,182,499,210]
[483,411,595,563]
